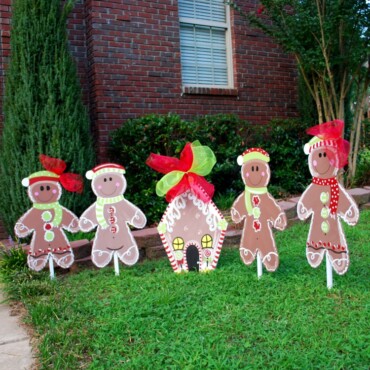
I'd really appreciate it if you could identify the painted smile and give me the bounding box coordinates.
[36,193,54,203]
[315,162,331,175]
[250,176,263,186]
[100,187,118,197]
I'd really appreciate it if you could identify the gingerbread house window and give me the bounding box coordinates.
[201,234,213,248]
[173,237,185,250]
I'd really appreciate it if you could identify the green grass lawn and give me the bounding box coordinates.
[4,210,370,369]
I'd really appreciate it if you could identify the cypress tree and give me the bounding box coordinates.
[0,0,95,235]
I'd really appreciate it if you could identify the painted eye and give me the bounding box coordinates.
[252,166,255,172]
[256,166,259,172]
[46,186,50,191]
[323,152,327,157]
[319,153,322,158]
[40,186,44,191]
[109,177,112,181]
[104,178,107,182]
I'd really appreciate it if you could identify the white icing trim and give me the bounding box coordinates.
[240,247,256,259]
[230,193,245,223]
[79,217,96,232]
[262,251,279,271]
[337,183,359,225]
[297,184,314,220]
[129,209,147,229]
[51,250,74,269]
[91,249,114,268]
[306,250,325,268]
[79,203,98,231]
[118,245,139,266]
[273,212,286,230]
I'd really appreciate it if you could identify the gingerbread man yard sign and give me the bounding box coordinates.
[146,141,228,272]
[298,120,359,288]
[15,155,83,276]
[79,163,146,274]
[231,148,287,278]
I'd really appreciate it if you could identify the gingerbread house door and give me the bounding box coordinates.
[186,245,200,271]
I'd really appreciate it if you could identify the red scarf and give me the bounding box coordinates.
[312,177,339,215]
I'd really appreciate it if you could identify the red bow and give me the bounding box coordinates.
[306,120,350,168]
[40,154,84,193]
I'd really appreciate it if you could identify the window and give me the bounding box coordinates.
[178,0,233,88]
[173,237,185,250]
[201,234,213,248]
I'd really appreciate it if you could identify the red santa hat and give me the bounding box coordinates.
[86,163,126,180]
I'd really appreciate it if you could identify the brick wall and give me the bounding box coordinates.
[0,0,298,238]
[84,0,298,159]
[1,0,298,160]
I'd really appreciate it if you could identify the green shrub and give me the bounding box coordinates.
[0,0,95,235]
[0,244,27,277]
[109,114,250,223]
[0,243,49,301]
[353,148,370,186]
[109,114,310,224]
[263,119,311,197]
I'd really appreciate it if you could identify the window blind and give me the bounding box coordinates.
[178,0,226,24]
[178,0,229,86]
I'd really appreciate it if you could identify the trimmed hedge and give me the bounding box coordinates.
[109,114,310,224]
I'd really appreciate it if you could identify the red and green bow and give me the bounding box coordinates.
[146,141,216,203]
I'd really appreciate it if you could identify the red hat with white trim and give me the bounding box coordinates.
[86,163,126,180]
[22,170,59,187]
[303,136,339,154]
[22,155,84,193]
[237,148,270,166]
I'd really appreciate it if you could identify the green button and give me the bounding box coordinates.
[252,207,261,219]
[45,230,55,242]
[321,221,330,234]
[320,192,329,204]
[42,211,52,222]
[321,207,329,219]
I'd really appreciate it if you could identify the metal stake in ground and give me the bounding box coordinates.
[257,252,263,279]
[114,252,120,276]
[48,255,55,280]
[326,252,333,289]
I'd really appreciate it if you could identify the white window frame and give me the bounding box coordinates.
[179,4,234,89]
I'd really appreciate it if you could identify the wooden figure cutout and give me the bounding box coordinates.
[297,120,359,284]
[14,155,83,274]
[79,163,146,271]
[146,141,228,273]
[231,148,287,275]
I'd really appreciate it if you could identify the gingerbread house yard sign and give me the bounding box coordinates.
[147,141,227,272]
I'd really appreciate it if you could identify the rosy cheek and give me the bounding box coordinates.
[98,185,102,190]
[313,160,318,167]
[52,189,57,194]
[329,159,335,166]
[261,171,265,177]
[34,192,39,197]
[246,172,250,177]
[115,182,120,187]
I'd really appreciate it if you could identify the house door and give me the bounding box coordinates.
[186,245,199,272]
